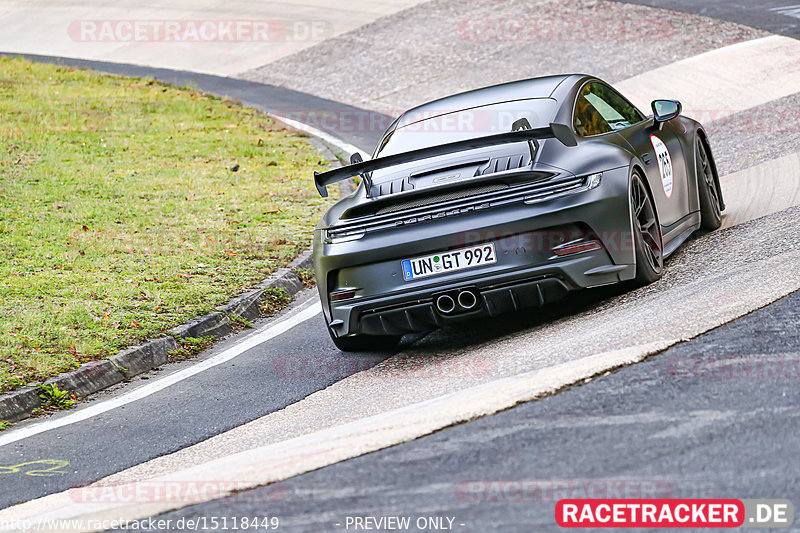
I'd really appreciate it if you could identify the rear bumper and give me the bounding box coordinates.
[325,253,633,337]
[358,276,569,336]
[315,166,635,337]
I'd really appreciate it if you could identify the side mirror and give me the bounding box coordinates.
[350,152,364,165]
[651,99,682,125]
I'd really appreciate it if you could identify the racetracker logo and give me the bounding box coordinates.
[68,20,332,42]
[557,499,744,528]
[666,354,800,379]
[457,480,673,503]
[556,499,794,528]
[456,18,674,42]
[689,108,800,134]
[452,230,635,255]
[272,355,491,380]
[69,480,286,504]
[278,107,534,136]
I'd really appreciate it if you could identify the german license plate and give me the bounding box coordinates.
[401,243,496,281]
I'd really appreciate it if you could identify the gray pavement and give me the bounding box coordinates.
[705,91,800,176]
[141,288,800,532]
[241,0,765,112]
[615,0,800,39]
[0,0,425,75]
[88,201,800,492]
[0,294,394,509]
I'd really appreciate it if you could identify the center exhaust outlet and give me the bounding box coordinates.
[435,294,456,314]
[457,290,478,310]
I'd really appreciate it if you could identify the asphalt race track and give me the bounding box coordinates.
[0,295,394,509]
[0,0,799,530]
[616,0,800,39]
[144,290,800,532]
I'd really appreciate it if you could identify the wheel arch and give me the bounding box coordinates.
[628,162,664,283]
[630,161,661,228]
[696,128,726,211]
[628,161,663,268]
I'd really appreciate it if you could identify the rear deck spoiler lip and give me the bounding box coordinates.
[313,122,577,197]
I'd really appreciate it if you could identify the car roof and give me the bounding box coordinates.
[396,75,576,129]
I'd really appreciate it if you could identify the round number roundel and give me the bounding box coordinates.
[649,135,673,198]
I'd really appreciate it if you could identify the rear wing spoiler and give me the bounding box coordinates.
[313,122,577,197]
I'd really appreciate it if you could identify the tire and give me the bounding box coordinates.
[696,138,722,231]
[630,171,663,286]
[327,324,401,352]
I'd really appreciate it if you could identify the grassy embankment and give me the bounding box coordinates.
[0,57,332,393]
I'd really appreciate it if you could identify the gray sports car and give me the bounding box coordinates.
[312,74,724,351]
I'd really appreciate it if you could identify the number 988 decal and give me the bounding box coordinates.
[650,134,673,198]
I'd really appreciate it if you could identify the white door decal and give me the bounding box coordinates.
[650,134,673,198]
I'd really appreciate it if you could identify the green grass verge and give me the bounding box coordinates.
[0,57,332,393]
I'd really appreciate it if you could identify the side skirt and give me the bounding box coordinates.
[661,211,701,259]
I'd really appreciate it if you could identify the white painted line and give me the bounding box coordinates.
[770,4,800,19]
[6,244,800,526]
[12,31,798,484]
[271,113,369,157]
[616,35,800,122]
[0,342,675,529]
[0,301,321,449]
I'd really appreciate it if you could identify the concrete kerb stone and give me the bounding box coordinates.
[0,246,316,426]
[109,337,178,380]
[0,387,42,424]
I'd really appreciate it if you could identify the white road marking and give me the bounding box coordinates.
[0,342,675,528]
[770,4,800,19]
[6,245,800,526]
[96,227,800,490]
[0,115,357,451]
[0,301,321,450]
[271,113,368,157]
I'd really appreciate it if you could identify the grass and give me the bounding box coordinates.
[36,383,76,410]
[0,57,333,393]
[259,287,292,316]
[168,336,216,363]
[294,267,316,287]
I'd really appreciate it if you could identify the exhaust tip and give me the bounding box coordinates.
[435,294,456,314]
[457,290,478,310]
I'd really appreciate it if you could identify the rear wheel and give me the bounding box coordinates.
[696,138,722,231]
[327,324,401,352]
[631,172,663,286]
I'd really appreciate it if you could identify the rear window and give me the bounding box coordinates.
[377,98,558,156]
